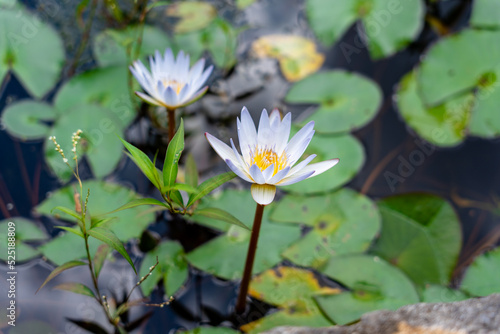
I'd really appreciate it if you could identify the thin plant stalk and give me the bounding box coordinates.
[236,203,265,313]
[167,107,176,142]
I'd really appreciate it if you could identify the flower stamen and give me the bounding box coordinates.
[250,146,288,176]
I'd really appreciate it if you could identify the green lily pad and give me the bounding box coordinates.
[471,0,500,29]
[316,254,419,325]
[461,247,500,297]
[139,241,188,297]
[1,101,57,140]
[179,328,239,334]
[0,7,64,98]
[166,2,217,34]
[271,188,381,268]
[186,190,301,280]
[39,231,101,266]
[371,193,462,286]
[283,132,365,195]
[43,104,125,181]
[236,0,255,9]
[420,285,468,303]
[9,320,57,334]
[0,217,46,262]
[286,71,382,134]
[36,180,155,242]
[418,29,500,106]
[396,70,473,147]
[93,25,170,67]
[0,0,17,8]
[241,266,337,333]
[306,0,424,59]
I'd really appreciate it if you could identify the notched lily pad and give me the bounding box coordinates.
[316,254,419,325]
[36,180,155,242]
[461,247,500,297]
[1,101,56,140]
[139,241,188,298]
[166,2,217,34]
[0,217,47,262]
[241,266,338,333]
[271,188,381,268]
[186,190,301,280]
[252,35,324,82]
[371,193,462,286]
[285,71,382,133]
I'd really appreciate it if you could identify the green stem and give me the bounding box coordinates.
[235,203,265,313]
[167,107,176,143]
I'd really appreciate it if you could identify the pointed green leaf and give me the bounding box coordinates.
[55,226,84,238]
[163,119,185,188]
[106,198,168,215]
[93,244,110,279]
[54,282,96,299]
[87,227,136,273]
[186,172,236,207]
[172,183,199,194]
[1,101,56,140]
[185,154,199,188]
[169,189,185,208]
[52,206,82,221]
[90,216,117,229]
[194,207,250,230]
[37,260,87,293]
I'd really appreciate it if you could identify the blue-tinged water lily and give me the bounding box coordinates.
[130,48,213,109]
[205,107,339,205]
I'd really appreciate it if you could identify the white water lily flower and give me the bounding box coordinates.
[206,107,340,205]
[130,48,213,109]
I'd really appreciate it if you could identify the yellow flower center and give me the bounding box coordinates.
[251,146,288,176]
[162,79,185,95]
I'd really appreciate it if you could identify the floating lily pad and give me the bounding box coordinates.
[1,101,56,140]
[0,7,64,97]
[371,193,462,286]
[93,25,170,67]
[139,241,188,297]
[241,266,337,333]
[252,35,324,82]
[418,29,500,106]
[283,132,365,194]
[179,328,239,334]
[54,66,135,129]
[8,320,57,334]
[166,2,217,34]
[420,285,468,303]
[236,0,255,9]
[186,190,301,280]
[271,188,381,268]
[396,71,473,147]
[461,247,500,297]
[285,71,382,133]
[39,231,101,266]
[306,0,424,59]
[471,0,500,29]
[316,255,419,325]
[36,180,155,241]
[0,217,46,262]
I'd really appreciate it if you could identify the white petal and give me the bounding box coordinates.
[177,86,208,107]
[177,83,191,103]
[205,133,238,162]
[277,170,314,186]
[129,65,151,92]
[188,58,205,81]
[267,166,290,184]
[251,184,276,205]
[285,121,315,165]
[238,107,257,162]
[296,159,340,178]
[261,163,275,182]
[257,109,273,147]
[163,86,179,107]
[249,164,266,184]
[275,112,291,154]
[226,159,253,183]
[269,108,281,131]
[164,48,175,68]
[135,91,163,107]
[230,138,246,168]
[288,154,317,177]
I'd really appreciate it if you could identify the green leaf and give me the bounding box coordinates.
[106,197,168,215]
[54,282,96,299]
[37,260,87,293]
[39,232,101,266]
[186,190,301,279]
[242,266,337,333]
[0,218,46,262]
[88,227,136,273]
[236,0,255,9]
[139,241,188,297]
[169,189,185,208]
[316,254,419,325]
[172,183,199,194]
[371,193,462,286]
[163,119,185,188]
[55,226,84,238]
[461,247,500,296]
[194,207,250,230]
[166,2,216,33]
[119,137,163,191]
[186,172,236,208]
[0,7,64,97]
[471,0,500,30]
[36,180,155,241]
[185,153,199,188]
[285,71,382,134]
[52,206,82,221]
[7,321,57,334]
[420,285,468,303]
[271,188,381,268]
[93,244,110,279]
[1,101,56,140]
[284,132,364,194]
[306,0,424,59]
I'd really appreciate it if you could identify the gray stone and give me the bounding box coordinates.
[262,294,500,334]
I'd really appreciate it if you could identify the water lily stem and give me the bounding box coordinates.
[167,107,176,142]
[236,203,265,313]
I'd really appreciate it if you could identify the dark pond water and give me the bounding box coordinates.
[1,0,500,333]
